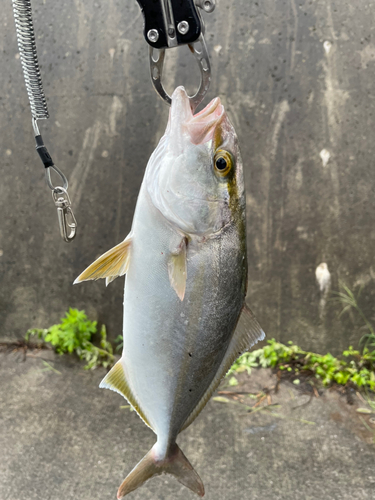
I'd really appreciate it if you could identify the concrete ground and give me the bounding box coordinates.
[0,349,374,500]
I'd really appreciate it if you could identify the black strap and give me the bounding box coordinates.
[35,134,54,168]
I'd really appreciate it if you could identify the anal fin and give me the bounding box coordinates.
[181,303,265,431]
[74,234,132,285]
[99,359,153,431]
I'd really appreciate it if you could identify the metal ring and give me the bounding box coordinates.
[52,185,69,202]
[149,34,211,112]
[45,164,68,191]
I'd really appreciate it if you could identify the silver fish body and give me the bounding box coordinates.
[75,87,264,498]
[123,182,245,445]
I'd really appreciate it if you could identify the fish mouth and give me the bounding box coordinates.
[170,86,225,146]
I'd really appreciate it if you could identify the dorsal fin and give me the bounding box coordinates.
[99,359,153,431]
[73,234,132,286]
[181,304,265,431]
[168,237,187,301]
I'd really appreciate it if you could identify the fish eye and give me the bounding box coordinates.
[214,150,233,177]
[216,157,227,171]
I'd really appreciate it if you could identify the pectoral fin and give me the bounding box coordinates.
[74,235,132,285]
[168,237,187,301]
[181,303,265,431]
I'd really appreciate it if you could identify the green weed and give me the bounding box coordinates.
[25,308,117,370]
[332,282,375,371]
[229,283,375,391]
[229,338,375,390]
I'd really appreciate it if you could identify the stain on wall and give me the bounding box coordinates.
[1,0,375,354]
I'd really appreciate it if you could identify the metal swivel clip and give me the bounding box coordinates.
[52,188,77,243]
[136,0,216,112]
[33,118,77,243]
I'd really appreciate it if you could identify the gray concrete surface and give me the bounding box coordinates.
[0,351,374,500]
[2,1,375,353]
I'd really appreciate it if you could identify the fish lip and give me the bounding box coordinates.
[170,86,193,118]
[186,99,225,146]
[170,86,222,121]
[190,96,221,120]
[168,87,225,146]
[172,85,190,101]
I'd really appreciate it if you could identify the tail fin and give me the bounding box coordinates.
[117,443,204,498]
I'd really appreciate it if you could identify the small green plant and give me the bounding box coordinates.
[332,282,375,371]
[229,283,375,390]
[44,308,97,355]
[25,308,116,369]
[331,283,374,335]
[228,339,375,391]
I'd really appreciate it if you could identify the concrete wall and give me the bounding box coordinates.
[1,0,375,354]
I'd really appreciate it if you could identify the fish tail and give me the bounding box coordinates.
[117,442,204,498]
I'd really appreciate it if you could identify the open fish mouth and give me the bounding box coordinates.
[168,86,225,147]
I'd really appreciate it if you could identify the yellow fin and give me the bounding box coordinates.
[168,238,187,301]
[99,359,153,431]
[181,303,265,431]
[117,442,204,498]
[74,235,132,285]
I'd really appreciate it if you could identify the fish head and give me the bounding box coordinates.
[146,86,245,236]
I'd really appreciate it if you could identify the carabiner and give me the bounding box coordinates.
[32,117,77,242]
[52,188,77,242]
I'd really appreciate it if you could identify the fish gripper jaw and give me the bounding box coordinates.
[137,0,216,112]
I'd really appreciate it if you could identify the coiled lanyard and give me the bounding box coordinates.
[12,0,77,242]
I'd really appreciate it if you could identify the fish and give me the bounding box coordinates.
[74,86,265,498]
